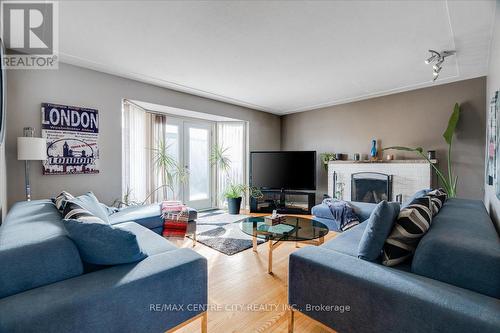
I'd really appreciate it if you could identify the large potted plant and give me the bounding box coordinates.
[211,144,262,214]
[225,184,244,215]
[383,103,460,197]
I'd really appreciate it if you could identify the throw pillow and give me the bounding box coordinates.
[401,188,431,208]
[65,192,110,223]
[382,196,433,267]
[52,191,74,212]
[63,201,147,265]
[100,202,119,216]
[425,188,447,216]
[358,201,400,261]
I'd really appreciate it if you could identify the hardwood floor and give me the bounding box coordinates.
[168,213,338,333]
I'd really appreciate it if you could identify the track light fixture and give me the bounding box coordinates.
[425,50,440,64]
[424,49,456,81]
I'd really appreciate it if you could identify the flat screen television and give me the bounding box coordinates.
[250,151,316,190]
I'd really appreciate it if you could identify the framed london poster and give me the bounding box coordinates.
[41,103,99,175]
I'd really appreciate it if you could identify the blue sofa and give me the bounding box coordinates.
[0,200,207,333]
[289,198,500,332]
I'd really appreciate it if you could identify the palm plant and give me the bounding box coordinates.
[144,140,188,203]
[210,144,262,213]
[210,144,231,177]
[223,183,263,200]
[112,187,140,208]
[383,103,460,197]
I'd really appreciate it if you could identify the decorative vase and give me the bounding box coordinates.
[370,139,378,160]
[227,197,242,215]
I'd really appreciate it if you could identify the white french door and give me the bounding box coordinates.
[159,117,214,210]
[183,121,213,210]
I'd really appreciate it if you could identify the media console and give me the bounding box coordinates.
[250,189,316,214]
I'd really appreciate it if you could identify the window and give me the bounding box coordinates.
[216,122,246,208]
[122,100,247,210]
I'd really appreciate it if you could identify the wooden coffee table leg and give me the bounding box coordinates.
[288,308,295,333]
[253,232,257,252]
[268,238,273,273]
[267,239,283,274]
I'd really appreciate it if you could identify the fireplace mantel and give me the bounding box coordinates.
[328,159,437,164]
[328,160,437,203]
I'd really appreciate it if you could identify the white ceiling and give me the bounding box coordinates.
[59,0,496,115]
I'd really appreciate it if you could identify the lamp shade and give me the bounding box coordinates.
[17,137,47,160]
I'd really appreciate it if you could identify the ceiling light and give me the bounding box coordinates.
[424,50,440,64]
[433,64,442,73]
[424,49,456,82]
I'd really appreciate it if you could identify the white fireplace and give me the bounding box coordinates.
[328,160,436,203]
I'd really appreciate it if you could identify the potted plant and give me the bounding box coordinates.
[319,152,336,171]
[211,144,262,214]
[224,184,245,214]
[383,103,460,197]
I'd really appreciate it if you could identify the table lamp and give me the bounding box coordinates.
[17,127,47,201]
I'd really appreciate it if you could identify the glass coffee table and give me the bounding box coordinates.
[240,216,329,274]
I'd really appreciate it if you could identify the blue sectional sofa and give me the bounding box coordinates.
[0,200,207,333]
[289,198,500,333]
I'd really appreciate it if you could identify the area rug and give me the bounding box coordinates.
[191,210,266,255]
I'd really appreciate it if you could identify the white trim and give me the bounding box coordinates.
[281,73,486,114]
[59,53,275,113]
[61,53,485,115]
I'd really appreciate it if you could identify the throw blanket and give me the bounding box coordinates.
[161,201,188,238]
[322,198,360,231]
[161,200,185,215]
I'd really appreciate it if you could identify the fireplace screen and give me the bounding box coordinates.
[351,172,392,203]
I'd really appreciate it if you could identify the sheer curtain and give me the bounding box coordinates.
[216,122,246,208]
[123,101,179,204]
[150,113,172,203]
[122,101,149,203]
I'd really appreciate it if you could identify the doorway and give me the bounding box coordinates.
[160,117,214,210]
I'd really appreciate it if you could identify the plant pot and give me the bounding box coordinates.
[227,197,242,215]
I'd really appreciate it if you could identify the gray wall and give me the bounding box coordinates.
[281,77,486,203]
[485,0,500,230]
[5,63,281,207]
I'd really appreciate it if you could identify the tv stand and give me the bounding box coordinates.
[250,189,315,214]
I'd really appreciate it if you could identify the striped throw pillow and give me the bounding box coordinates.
[63,200,102,222]
[382,196,433,267]
[425,188,447,216]
[53,191,75,212]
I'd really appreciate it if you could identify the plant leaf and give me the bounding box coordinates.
[443,103,460,145]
